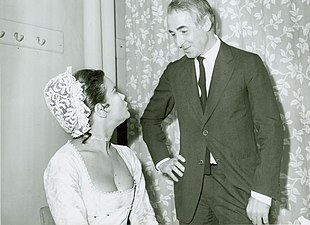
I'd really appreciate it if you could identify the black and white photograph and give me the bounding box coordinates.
[0,0,309,224]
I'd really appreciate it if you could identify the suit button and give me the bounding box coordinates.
[199,160,204,165]
[202,130,209,136]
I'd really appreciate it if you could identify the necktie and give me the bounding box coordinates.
[197,56,211,174]
[198,57,207,112]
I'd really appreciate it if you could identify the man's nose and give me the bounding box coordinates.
[175,35,184,48]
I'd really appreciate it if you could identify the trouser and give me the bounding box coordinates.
[180,165,252,225]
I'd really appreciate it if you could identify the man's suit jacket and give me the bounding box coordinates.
[141,41,283,223]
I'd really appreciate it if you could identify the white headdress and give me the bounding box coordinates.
[44,67,91,137]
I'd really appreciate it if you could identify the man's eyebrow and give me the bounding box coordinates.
[176,25,187,30]
[169,25,187,33]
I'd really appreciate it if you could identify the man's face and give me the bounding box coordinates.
[168,10,209,58]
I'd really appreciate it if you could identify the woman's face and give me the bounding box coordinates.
[103,76,130,123]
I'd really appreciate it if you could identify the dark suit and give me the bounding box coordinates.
[141,41,283,223]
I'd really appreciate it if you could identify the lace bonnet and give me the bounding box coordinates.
[44,67,91,137]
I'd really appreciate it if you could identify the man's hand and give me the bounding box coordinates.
[246,197,270,225]
[158,155,186,182]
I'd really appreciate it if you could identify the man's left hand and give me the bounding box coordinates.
[246,197,270,225]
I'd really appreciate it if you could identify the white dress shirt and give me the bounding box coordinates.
[156,35,271,206]
[194,35,220,164]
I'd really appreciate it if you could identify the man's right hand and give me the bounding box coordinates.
[158,155,186,182]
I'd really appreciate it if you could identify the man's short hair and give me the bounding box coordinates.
[168,0,216,32]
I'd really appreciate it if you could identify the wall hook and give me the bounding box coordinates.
[0,31,5,38]
[37,36,46,46]
[14,32,24,42]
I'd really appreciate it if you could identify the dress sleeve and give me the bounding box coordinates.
[127,149,158,225]
[44,151,89,225]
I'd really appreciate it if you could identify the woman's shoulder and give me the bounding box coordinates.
[44,142,83,191]
[47,141,79,168]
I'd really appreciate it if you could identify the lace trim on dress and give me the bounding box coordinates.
[68,141,135,195]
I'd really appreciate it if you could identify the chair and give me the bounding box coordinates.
[40,206,56,225]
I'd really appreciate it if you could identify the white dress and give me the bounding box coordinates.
[44,141,158,225]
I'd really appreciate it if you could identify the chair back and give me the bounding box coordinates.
[40,206,55,225]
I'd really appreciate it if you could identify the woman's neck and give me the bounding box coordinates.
[89,135,111,142]
[87,134,111,153]
[91,122,115,141]
[85,123,115,153]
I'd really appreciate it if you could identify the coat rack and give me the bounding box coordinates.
[0,18,64,53]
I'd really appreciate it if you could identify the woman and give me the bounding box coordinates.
[43,67,158,225]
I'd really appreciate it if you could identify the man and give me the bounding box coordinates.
[141,0,284,224]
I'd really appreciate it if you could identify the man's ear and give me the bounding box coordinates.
[202,15,212,31]
[94,103,110,118]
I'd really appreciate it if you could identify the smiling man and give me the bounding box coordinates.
[141,0,284,224]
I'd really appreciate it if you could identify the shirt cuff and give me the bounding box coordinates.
[251,191,272,206]
[155,158,171,173]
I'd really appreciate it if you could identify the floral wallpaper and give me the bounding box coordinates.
[125,0,310,224]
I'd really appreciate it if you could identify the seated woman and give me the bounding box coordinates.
[43,67,158,225]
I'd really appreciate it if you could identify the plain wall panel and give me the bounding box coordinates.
[0,0,84,224]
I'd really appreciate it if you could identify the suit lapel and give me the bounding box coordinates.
[204,42,235,123]
[179,58,204,120]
